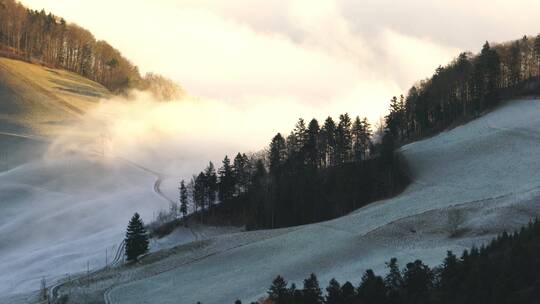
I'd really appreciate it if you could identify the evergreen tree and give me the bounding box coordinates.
[325,278,343,304]
[352,116,364,161]
[218,155,235,203]
[321,116,337,167]
[341,281,356,304]
[288,283,304,303]
[293,118,309,153]
[336,113,353,163]
[268,275,289,304]
[384,258,403,303]
[303,273,324,304]
[360,117,372,159]
[357,269,388,304]
[204,162,218,207]
[474,41,501,109]
[438,251,459,303]
[402,260,432,304]
[193,172,206,218]
[124,212,149,262]
[305,118,321,167]
[286,131,299,158]
[179,180,188,217]
[385,96,404,140]
[247,160,267,228]
[233,153,250,195]
[269,133,287,175]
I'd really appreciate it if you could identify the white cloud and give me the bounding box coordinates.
[23,0,540,157]
[20,0,463,124]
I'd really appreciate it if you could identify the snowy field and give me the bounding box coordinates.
[3,98,540,304]
[0,152,164,295]
[0,56,239,302]
[100,98,540,304]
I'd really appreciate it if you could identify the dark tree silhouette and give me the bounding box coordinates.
[302,273,324,304]
[179,180,188,217]
[218,156,235,203]
[124,212,149,262]
[268,275,289,304]
[357,269,388,304]
[325,278,343,304]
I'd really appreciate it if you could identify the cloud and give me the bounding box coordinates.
[20,0,462,126]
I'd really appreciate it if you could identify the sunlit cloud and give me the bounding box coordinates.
[20,0,464,125]
[19,0,540,161]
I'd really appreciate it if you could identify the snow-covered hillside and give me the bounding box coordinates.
[0,58,173,301]
[0,57,244,303]
[2,89,540,303]
[98,99,540,304]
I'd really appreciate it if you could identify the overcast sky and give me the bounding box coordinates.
[20,0,540,126]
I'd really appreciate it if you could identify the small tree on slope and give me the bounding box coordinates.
[180,180,188,218]
[124,212,149,262]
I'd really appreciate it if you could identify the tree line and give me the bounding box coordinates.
[170,33,540,231]
[224,219,540,304]
[0,0,182,97]
[386,34,540,143]
[163,114,407,231]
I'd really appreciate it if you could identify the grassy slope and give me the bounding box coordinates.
[0,57,110,137]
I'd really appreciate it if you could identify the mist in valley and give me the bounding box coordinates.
[0,87,387,296]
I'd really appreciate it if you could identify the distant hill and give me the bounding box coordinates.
[0,56,109,137]
[0,0,183,97]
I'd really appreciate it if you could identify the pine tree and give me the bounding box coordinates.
[233,153,250,195]
[402,260,432,304]
[357,269,387,304]
[269,133,287,175]
[289,283,303,303]
[124,212,149,262]
[179,180,188,217]
[204,162,217,207]
[336,113,353,163]
[385,258,403,303]
[305,118,320,167]
[293,118,308,153]
[321,116,337,167]
[352,116,364,161]
[218,155,235,203]
[360,117,372,159]
[268,275,289,304]
[193,172,206,219]
[386,96,404,140]
[303,273,324,304]
[325,278,343,304]
[341,281,356,303]
[439,251,459,302]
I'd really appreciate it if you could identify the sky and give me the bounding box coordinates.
[18,0,540,147]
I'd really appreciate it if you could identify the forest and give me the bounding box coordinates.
[386,35,540,143]
[227,219,540,304]
[0,0,181,97]
[153,33,540,234]
[148,114,408,236]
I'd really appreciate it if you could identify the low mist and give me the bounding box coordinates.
[0,87,391,296]
[48,90,386,182]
